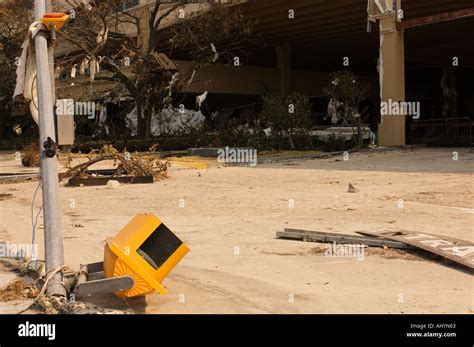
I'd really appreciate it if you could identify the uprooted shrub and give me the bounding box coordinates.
[61,144,170,182]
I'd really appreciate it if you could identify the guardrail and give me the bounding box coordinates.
[409,117,473,150]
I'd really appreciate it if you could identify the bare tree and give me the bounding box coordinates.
[56,0,254,138]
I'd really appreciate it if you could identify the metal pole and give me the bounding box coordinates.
[34,0,66,297]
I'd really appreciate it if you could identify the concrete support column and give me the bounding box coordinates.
[276,44,292,97]
[378,13,406,146]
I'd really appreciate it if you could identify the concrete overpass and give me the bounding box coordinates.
[57,0,474,146]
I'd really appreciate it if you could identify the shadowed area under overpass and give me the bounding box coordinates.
[161,0,474,73]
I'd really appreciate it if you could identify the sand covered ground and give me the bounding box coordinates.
[0,147,472,313]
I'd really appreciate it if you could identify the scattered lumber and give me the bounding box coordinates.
[356,228,474,269]
[276,228,414,249]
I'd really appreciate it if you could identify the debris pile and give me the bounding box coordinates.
[0,279,38,302]
[35,295,127,315]
[61,144,171,186]
[0,259,127,314]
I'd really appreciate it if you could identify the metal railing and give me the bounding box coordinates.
[409,117,473,150]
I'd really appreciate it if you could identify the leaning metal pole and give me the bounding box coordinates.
[34,0,66,297]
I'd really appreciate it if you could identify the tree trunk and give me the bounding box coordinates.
[136,103,147,138]
[441,65,457,118]
[355,117,363,145]
[0,101,6,140]
[307,131,314,149]
[145,104,153,139]
[288,133,295,150]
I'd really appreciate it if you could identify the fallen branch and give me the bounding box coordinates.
[60,148,170,182]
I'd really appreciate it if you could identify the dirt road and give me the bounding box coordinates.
[0,148,472,313]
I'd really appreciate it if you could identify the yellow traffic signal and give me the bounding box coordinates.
[103,214,189,298]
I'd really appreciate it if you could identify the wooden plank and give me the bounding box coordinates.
[356,228,474,269]
[277,228,414,249]
[401,8,474,29]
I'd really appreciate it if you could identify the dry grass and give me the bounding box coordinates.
[0,279,39,302]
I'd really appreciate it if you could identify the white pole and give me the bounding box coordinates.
[34,0,66,297]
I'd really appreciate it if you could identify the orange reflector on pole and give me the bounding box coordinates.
[41,13,70,31]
